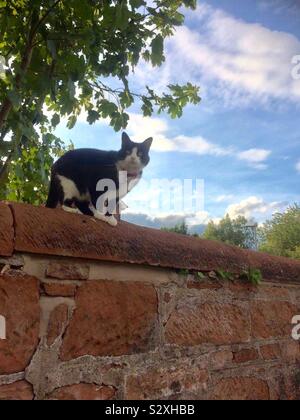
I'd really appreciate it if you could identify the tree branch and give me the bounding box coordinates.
[0,1,62,131]
[30,0,63,37]
[0,148,14,185]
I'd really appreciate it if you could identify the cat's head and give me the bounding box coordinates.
[118,132,153,175]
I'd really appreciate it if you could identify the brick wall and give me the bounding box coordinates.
[0,202,300,400]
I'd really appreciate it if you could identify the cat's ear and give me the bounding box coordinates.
[122,132,132,149]
[143,137,153,152]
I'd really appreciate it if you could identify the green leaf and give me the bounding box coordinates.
[115,2,130,30]
[7,90,21,107]
[130,0,146,9]
[151,35,164,67]
[0,140,13,153]
[87,110,100,125]
[67,115,77,129]
[51,113,60,128]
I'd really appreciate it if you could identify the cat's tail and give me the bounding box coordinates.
[46,173,60,208]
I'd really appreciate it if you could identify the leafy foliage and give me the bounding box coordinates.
[241,268,263,286]
[162,221,189,235]
[216,269,234,282]
[0,0,200,203]
[259,204,300,260]
[203,214,250,248]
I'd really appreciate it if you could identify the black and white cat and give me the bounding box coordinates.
[46,132,153,226]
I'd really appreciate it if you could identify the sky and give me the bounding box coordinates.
[55,0,300,231]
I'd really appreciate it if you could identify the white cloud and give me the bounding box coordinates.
[123,210,215,231]
[237,148,271,169]
[123,196,289,230]
[238,149,271,163]
[226,196,288,219]
[296,160,300,173]
[186,211,216,226]
[126,113,173,152]
[215,194,235,203]
[127,113,271,168]
[161,3,300,106]
[127,113,232,156]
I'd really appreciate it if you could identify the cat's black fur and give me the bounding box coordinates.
[46,132,153,225]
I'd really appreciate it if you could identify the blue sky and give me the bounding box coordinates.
[56,0,300,230]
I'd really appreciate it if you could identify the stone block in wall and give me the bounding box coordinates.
[60,281,158,360]
[281,341,300,363]
[0,271,40,375]
[211,377,270,400]
[283,369,300,400]
[165,300,250,346]
[125,362,209,400]
[46,262,89,280]
[42,282,77,298]
[48,384,116,401]
[0,381,34,401]
[209,350,233,370]
[233,348,259,364]
[251,301,298,339]
[260,343,281,361]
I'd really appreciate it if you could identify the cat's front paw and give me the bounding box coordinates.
[106,215,118,227]
[94,211,107,222]
[94,211,118,227]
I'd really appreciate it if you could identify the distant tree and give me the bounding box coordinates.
[259,204,300,260]
[203,214,249,248]
[0,0,200,203]
[162,221,189,235]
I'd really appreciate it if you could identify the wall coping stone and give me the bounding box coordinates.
[0,201,299,283]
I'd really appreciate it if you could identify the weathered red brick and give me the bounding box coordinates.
[212,377,270,400]
[47,304,69,346]
[260,343,281,360]
[46,262,89,280]
[227,281,256,294]
[43,282,77,297]
[0,202,14,257]
[251,301,297,339]
[0,381,34,400]
[165,301,250,346]
[0,271,40,374]
[282,371,300,400]
[49,384,116,400]
[60,281,158,360]
[255,285,290,301]
[233,348,259,364]
[281,341,300,363]
[125,363,208,400]
[210,351,233,370]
